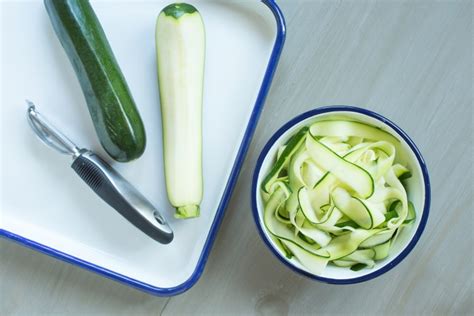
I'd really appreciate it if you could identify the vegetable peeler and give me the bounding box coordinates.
[26,101,173,244]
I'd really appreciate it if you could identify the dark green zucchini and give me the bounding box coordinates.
[44,0,146,162]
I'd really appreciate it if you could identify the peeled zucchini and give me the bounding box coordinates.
[155,3,205,218]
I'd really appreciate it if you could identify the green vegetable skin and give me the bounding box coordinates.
[44,0,146,162]
[156,3,205,218]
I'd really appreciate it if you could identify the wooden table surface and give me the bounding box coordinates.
[1,0,472,315]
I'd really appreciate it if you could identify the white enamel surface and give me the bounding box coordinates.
[256,111,428,280]
[0,0,276,288]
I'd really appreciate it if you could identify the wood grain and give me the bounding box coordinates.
[1,0,472,315]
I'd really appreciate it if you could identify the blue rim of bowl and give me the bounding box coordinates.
[0,0,286,296]
[251,105,431,284]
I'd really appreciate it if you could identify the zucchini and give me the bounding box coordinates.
[335,220,359,229]
[44,0,146,162]
[373,240,391,260]
[263,186,329,258]
[350,263,369,271]
[262,127,308,193]
[281,240,329,275]
[385,201,416,224]
[260,119,416,274]
[298,222,332,247]
[331,187,373,229]
[306,133,374,198]
[323,229,378,260]
[333,248,376,270]
[298,186,337,226]
[273,237,293,259]
[393,163,412,180]
[309,120,399,144]
[359,230,395,248]
[155,3,205,218]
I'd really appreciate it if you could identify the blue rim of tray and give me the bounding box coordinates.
[0,0,286,296]
[251,105,431,284]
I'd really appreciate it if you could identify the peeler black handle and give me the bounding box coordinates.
[71,150,173,244]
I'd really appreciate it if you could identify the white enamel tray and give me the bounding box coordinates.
[0,0,285,295]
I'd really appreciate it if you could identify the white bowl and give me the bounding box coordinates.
[251,106,430,284]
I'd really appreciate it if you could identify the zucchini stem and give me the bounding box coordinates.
[176,205,200,219]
